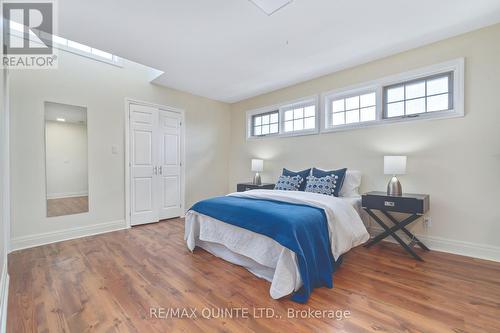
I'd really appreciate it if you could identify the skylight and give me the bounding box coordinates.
[9,21,121,65]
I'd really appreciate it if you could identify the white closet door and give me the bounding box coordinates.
[158,110,182,219]
[130,104,159,225]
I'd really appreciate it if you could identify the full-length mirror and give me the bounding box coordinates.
[45,102,89,217]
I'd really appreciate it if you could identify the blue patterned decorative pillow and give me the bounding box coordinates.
[312,168,347,197]
[282,168,311,191]
[274,175,303,191]
[304,175,340,196]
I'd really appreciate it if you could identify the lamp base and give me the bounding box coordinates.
[387,176,402,196]
[253,173,261,186]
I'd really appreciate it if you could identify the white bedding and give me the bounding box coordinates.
[185,190,369,299]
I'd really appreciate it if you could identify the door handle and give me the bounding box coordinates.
[153,166,158,175]
[159,166,162,175]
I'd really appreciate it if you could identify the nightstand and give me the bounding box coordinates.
[362,191,430,261]
[237,182,275,192]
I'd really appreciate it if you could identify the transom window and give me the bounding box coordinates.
[252,111,279,136]
[246,96,319,139]
[247,59,463,139]
[384,72,453,118]
[330,92,376,127]
[284,104,316,132]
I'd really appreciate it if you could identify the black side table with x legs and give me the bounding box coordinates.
[362,191,430,261]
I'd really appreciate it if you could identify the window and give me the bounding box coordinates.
[56,37,121,65]
[322,58,464,133]
[328,92,376,127]
[384,72,453,118]
[283,104,316,133]
[246,96,318,139]
[8,21,122,66]
[247,59,464,139]
[252,111,279,136]
[91,48,114,61]
[67,40,92,53]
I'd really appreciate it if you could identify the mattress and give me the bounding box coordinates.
[185,191,369,299]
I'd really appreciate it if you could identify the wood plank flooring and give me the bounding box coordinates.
[46,196,89,217]
[7,218,500,333]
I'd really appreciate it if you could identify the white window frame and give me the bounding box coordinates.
[322,85,382,132]
[321,58,464,133]
[246,95,319,140]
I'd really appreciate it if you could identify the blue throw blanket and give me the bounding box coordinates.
[190,196,341,303]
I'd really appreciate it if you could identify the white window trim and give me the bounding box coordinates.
[321,84,382,132]
[321,58,464,133]
[246,95,319,140]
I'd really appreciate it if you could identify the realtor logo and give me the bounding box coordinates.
[2,1,57,69]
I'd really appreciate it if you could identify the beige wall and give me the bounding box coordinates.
[228,24,500,255]
[10,50,230,246]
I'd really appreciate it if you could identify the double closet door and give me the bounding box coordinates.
[130,103,183,226]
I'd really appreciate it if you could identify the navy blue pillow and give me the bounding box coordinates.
[311,168,347,197]
[282,168,311,191]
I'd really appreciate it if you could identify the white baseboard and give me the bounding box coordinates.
[46,191,88,199]
[11,220,128,252]
[0,257,9,333]
[369,226,500,262]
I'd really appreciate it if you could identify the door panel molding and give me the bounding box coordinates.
[129,103,157,225]
[158,110,182,219]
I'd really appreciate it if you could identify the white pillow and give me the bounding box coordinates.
[339,170,362,197]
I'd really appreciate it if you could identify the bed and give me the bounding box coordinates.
[185,171,370,302]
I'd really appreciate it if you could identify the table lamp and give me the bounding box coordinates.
[251,159,263,185]
[384,156,406,196]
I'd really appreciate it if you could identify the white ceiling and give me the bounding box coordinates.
[57,0,500,103]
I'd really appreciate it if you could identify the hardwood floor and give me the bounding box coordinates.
[7,218,500,333]
[46,196,89,217]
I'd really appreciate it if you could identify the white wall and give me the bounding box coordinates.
[9,49,231,249]
[45,121,88,199]
[228,24,500,260]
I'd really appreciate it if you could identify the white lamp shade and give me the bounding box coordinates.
[251,159,264,172]
[384,156,407,175]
